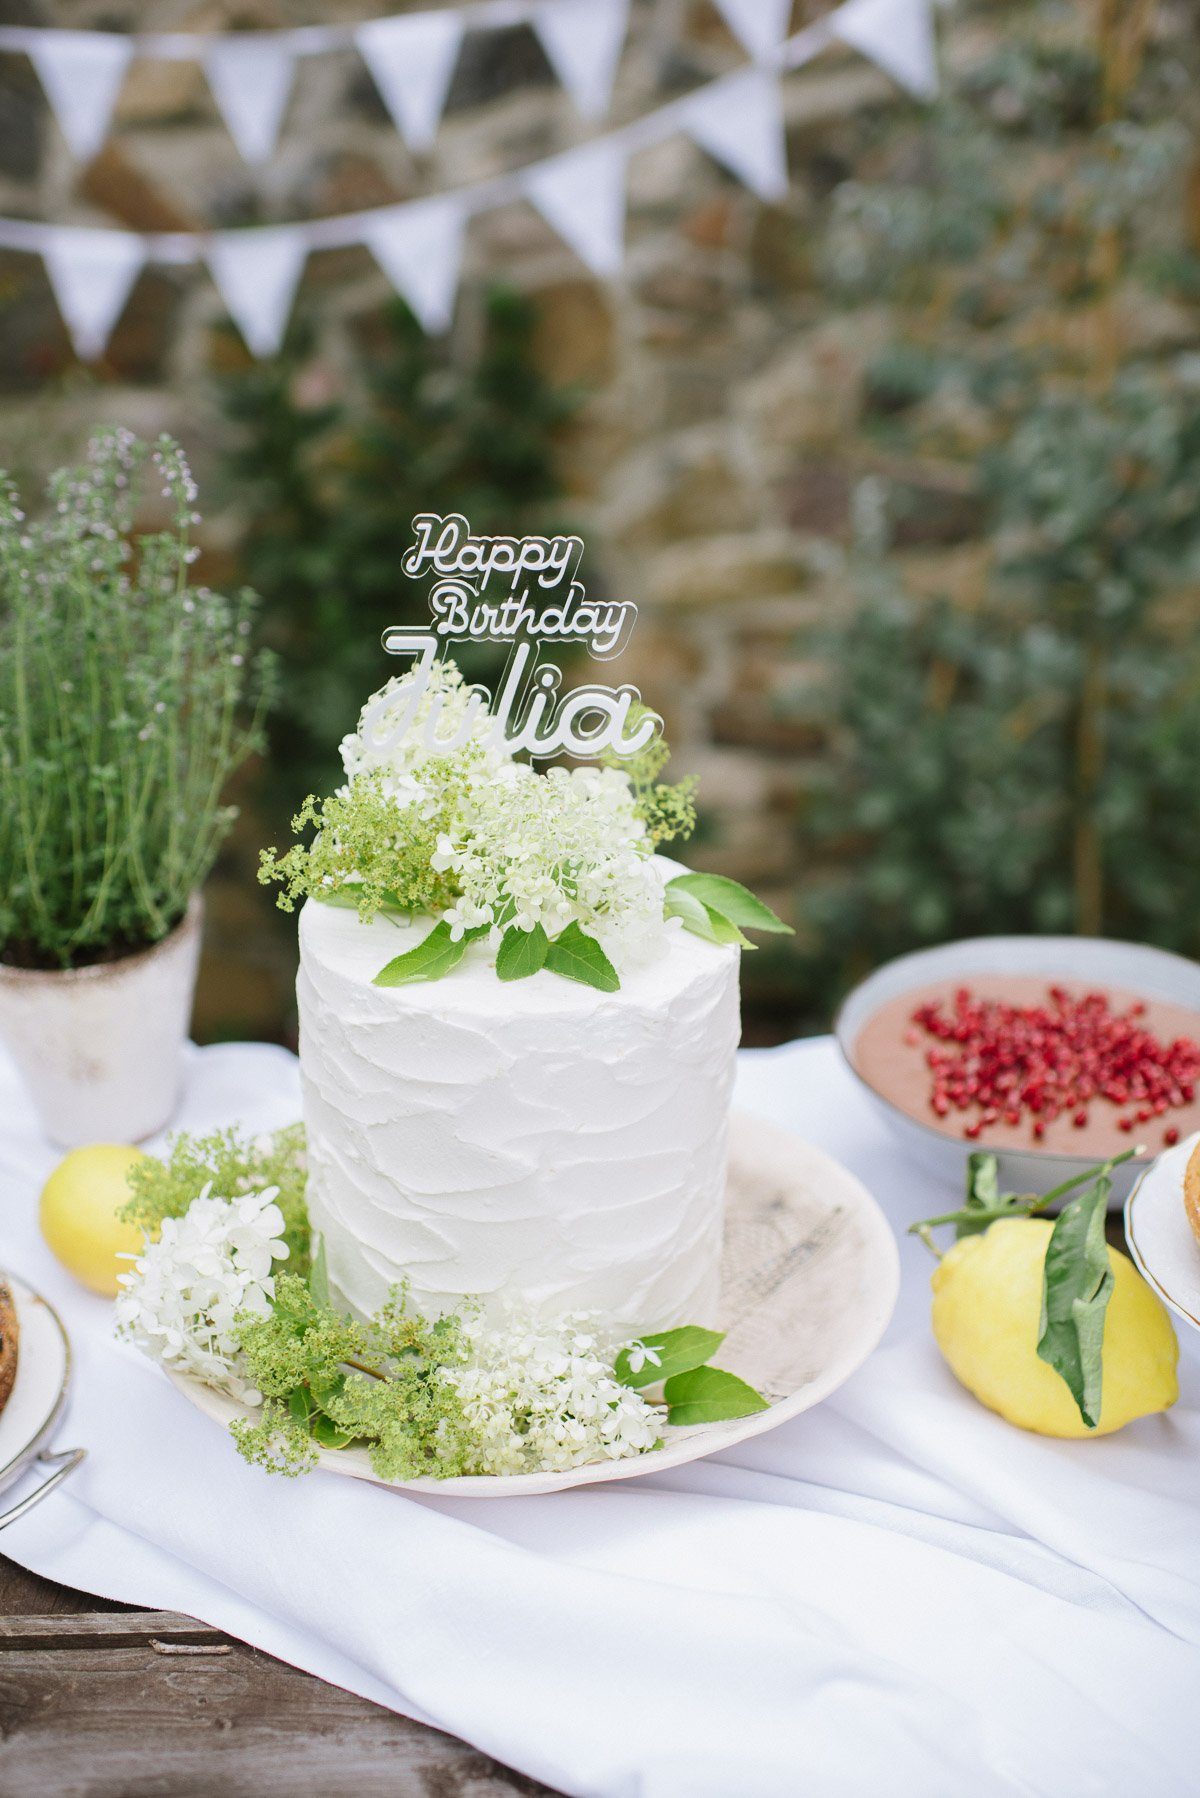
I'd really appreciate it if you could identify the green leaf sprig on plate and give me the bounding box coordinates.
[615,1324,769,1425]
[910,1147,1140,1430]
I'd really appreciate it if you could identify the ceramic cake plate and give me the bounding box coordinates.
[171,1112,900,1497]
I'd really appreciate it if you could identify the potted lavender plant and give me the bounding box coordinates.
[0,430,272,1146]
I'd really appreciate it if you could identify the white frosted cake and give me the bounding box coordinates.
[298,869,740,1332]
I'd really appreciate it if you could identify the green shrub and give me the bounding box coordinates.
[798,9,1200,1011]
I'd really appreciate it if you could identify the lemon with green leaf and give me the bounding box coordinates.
[39,1144,147,1296]
[931,1215,1178,1437]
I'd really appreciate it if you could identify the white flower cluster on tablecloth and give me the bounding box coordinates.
[115,1184,289,1404]
[447,1309,665,1475]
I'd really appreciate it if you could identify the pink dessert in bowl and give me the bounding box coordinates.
[835,936,1200,1204]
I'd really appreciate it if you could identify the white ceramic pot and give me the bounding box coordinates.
[0,898,203,1149]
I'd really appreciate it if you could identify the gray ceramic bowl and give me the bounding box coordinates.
[834,935,1200,1206]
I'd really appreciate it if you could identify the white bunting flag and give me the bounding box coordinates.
[357,13,465,154]
[205,36,296,164]
[710,0,794,63]
[363,197,466,332]
[208,226,307,355]
[532,0,630,121]
[42,227,144,360]
[525,141,627,278]
[681,68,788,202]
[29,30,133,163]
[831,0,939,99]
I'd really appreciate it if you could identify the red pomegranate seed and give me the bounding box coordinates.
[1165,1127,1180,1146]
[907,985,1200,1148]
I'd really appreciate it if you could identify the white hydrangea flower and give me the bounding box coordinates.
[340,658,507,807]
[115,1185,289,1404]
[445,1308,665,1476]
[441,761,665,971]
[624,1339,663,1375]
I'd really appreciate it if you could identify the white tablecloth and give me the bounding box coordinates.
[2,1037,1197,1796]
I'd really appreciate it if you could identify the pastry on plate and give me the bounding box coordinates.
[1185,1141,1200,1249]
[0,1280,18,1415]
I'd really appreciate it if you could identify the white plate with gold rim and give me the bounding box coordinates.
[169,1112,900,1497]
[1125,1132,1200,1333]
[0,1272,86,1528]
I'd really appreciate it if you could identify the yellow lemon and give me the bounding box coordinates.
[931,1216,1178,1437]
[39,1144,148,1297]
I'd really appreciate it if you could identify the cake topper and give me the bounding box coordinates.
[364,511,659,761]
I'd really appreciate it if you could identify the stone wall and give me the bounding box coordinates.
[0,0,992,1043]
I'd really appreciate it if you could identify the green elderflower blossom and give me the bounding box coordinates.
[235,1272,367,1399]
[121,1123,311,1273]
[602,710,697,848]
[229,1401,320,1478]
[636,777,698,849]
[258,771,461,924]
[229,1274,474,1483]
[325,1364,475,1483]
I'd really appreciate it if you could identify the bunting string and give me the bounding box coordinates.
[0,0,937,358]
[0,0,635,163]
[0,0,614,66]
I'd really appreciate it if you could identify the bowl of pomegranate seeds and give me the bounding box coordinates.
[836,936,1200,1202]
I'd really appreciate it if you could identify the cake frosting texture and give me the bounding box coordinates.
[297,890,740,1332]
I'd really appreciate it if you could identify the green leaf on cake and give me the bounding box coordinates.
[496,922,550,981]
[663,1365,770,1425]
[663,884,753,949]
[664,873,792,942]
[543,922,620,992]
[697,906,754,949]
[615,1324,727,1389]
[1036,1174,1115,1430]
[373,919,467,986]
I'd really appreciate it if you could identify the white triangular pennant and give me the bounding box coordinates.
[681,69,788,201]
[831,0,939,99]
[357,13,465,153]
[525,141,627,277]
[208,226,307,355]
[532,0,630,121]
[29,30,132,163]
[363,198,466,332]
[205,36,296,164]
[710,0,793,62]
[42,227,144,360]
